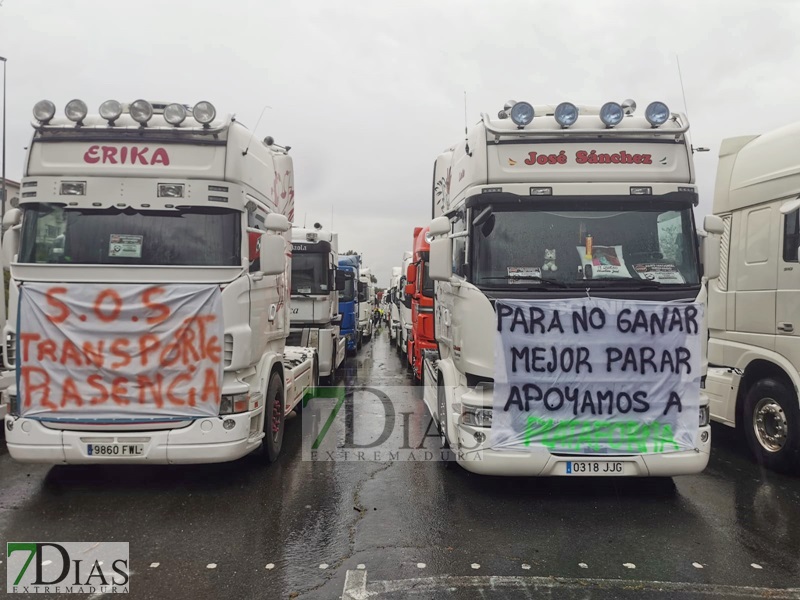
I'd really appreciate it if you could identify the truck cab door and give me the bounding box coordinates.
[776,202,800,367]
[734,203,778,351]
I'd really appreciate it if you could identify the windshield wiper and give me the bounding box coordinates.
[479,276,569,288]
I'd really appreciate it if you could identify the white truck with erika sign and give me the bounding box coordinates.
[424,99,712,476]
[289,224,346,380]
[2,98,316,464]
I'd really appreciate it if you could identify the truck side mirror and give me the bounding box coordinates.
[264,213,290,233]
[2,208,22,231]
[429,236,452,281]
[703,214,724,235]
[700,233,721,280]
[2,208,22,270]
[406,263,417,295]
[259,233,286,276]
[335,269,346,291]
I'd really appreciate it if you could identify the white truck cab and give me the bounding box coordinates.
[2,98,316,465]
[388,266,402,342]
[289,225,346,380]
[704,121,800,472]
[397,251,412,355]
[358,266,374,345]
[425,99,711,476]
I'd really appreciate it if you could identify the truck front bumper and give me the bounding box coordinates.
[455,423,711,476]
[3,411,264,465]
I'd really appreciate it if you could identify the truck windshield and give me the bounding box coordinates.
[291,253,329,294]
[340,275,356,302]
[19,203,241,266]
[471,202,700,288]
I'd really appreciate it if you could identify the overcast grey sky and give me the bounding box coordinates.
[1,1,798,285]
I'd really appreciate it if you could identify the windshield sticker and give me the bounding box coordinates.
[577,245,630,279]
[634,263,686,284]
[508,266,542,283]
[108,234,143,258]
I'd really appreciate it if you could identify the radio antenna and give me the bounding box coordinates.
[242,103,273,156]
[676,55,690,118]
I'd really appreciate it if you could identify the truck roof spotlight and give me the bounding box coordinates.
[65,99,88,124]
[99,99,123,124]
[645,101,670,127]
[554,102,579,128]
[164,103,187,126]
[130,99,154,125]
[509,101,534,128]
[599,102,624,127]
[192,101,216,125]
[33,99,56,124]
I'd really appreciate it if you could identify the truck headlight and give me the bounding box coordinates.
[462,406,493,428]
[220,393,249,415]
[699,405,710,427]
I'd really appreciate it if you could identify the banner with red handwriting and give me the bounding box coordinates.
[18,283,224,421]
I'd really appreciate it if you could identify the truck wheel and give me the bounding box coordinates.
[262,371,285,463]
[357,332,363,350]
[743,378,800,473]
[438,382,454,467]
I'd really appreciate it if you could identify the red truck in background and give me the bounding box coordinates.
[405,226,436,382]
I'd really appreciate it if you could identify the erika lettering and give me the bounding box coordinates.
[83,145,171,166]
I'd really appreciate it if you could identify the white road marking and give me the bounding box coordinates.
[416,563,426,569]
[265,563,275,570]
[623,563,636,569]
[693,562,704,569]
[349,573,800,598]
[149,562,160,568]
[206,563,217,569]
[751,563,763,570]
[521,564,531,570]
[319,563,329,570]
[471,563,480,570]
[579,563,588,569]
[357,564,366,570]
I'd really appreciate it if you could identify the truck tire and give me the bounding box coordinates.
[357,332,363,350]
[438,382,453,467]
[743,377,800,473]
[262,371,285,463]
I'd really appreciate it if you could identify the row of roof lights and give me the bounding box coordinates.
[32,99,217,127]
[499,100,671,129]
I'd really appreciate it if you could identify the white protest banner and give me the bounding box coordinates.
[491,298,703,454]
[18,283,224,421]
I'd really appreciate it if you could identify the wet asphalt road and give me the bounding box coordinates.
[2,328,800,599]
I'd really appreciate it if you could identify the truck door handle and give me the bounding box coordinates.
[778,322,794,333]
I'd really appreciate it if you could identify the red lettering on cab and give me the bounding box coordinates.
[82,145,171,166]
